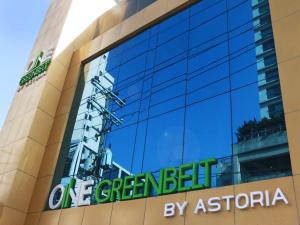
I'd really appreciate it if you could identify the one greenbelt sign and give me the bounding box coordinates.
[19,50,52,87]
[48,158,217,209]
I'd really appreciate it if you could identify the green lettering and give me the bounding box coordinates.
[178,163,193,192]
[133,174,145,199]
[62,177,76,208]
[110,178,123,202]
[192,162,205,190]
[95,179,112,203]
[163,167,178,194]
[121,176,135,200]
[19,56,52,87]
[200,158,218,188]
[32,51,43,69]
[145,170,163,197]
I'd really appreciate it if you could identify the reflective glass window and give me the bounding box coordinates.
[51,0,291,209]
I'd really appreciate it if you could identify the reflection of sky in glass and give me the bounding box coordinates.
[57,0,290,192]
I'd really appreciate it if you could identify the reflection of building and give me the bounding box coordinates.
[2,0,300,224]
[61,53,128,202]
[62,53,115,180]
[217,0,290,186]
[254,0,283,119]
[232,131,290,184]
[101,162,131,180]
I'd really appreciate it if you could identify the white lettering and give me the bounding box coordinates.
[222,195,234,211]
[194,199,207,214]
[164,203,176,217]
[49,184,65,209]
[235,193,249,209]
[208,197,221,212]
[176,201,188,216]
[265,190,270,207]
[250,191,264,207]
[272,188,288,206]
[69,188,78,206]
[78,180,94,206]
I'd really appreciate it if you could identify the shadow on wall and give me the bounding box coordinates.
[94,0,156,37]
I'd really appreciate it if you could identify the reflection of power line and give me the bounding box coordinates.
[68,74,281,151]
[63,70,128,191]
[88,96,123,127]
[88,74,126,144]
[84,0,251,80]
[71,67,279,134]
[91,76,126,107]
[77,42,261,119]
[78,14,271,116]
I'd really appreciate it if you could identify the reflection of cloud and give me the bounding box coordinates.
[155,126,183,165]
[183,127,201,161]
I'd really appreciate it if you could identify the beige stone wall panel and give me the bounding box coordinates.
[47,113,69,146]
[5,138,44,178]
[234,177,298,225]
[29,176,52,213]
[24,212,40,225]
[0,207,26,225]
[56,88,76,116]
[278,56,300,113]
[0,170,36,212]
[38,143,62,178]
[81,203,112,225]
[58,207,85,225]
[38,210,61,225]
[144,193,186,225]
[293,175,300,219]
[272,12,300,63]
[185,186,235,225]
[110,199,146,225]
[285,111,300,175]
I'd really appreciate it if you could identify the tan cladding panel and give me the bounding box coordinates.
[234,177,298,225]
[285,111,300,175]
[185,186,235,225]
[33,176,300,225]
[28,0,72,63]
[0,207,26,225]
[294,175,300,219]
[270,0,300,176]
[269,0,300,23]
[272,12,300,64]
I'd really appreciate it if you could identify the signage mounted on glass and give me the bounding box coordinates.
[18,48,54,91]
[48,158,218,209]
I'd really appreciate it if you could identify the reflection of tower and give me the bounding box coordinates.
[217,0,291,187]
[61,53,127,200]
[253,0,283,119]
[232,0,290,184]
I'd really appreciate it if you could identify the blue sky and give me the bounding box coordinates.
[0,0,51,128]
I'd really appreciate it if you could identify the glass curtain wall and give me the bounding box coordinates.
[53,0,291,207]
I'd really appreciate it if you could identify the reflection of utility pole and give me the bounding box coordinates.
[91,76,126,107]
[68,72,126,180]
[89,74,126,176]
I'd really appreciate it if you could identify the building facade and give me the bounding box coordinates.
[0,0,300,225]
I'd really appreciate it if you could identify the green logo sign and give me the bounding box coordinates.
[19,49,53,87]
[49,158,217,209]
